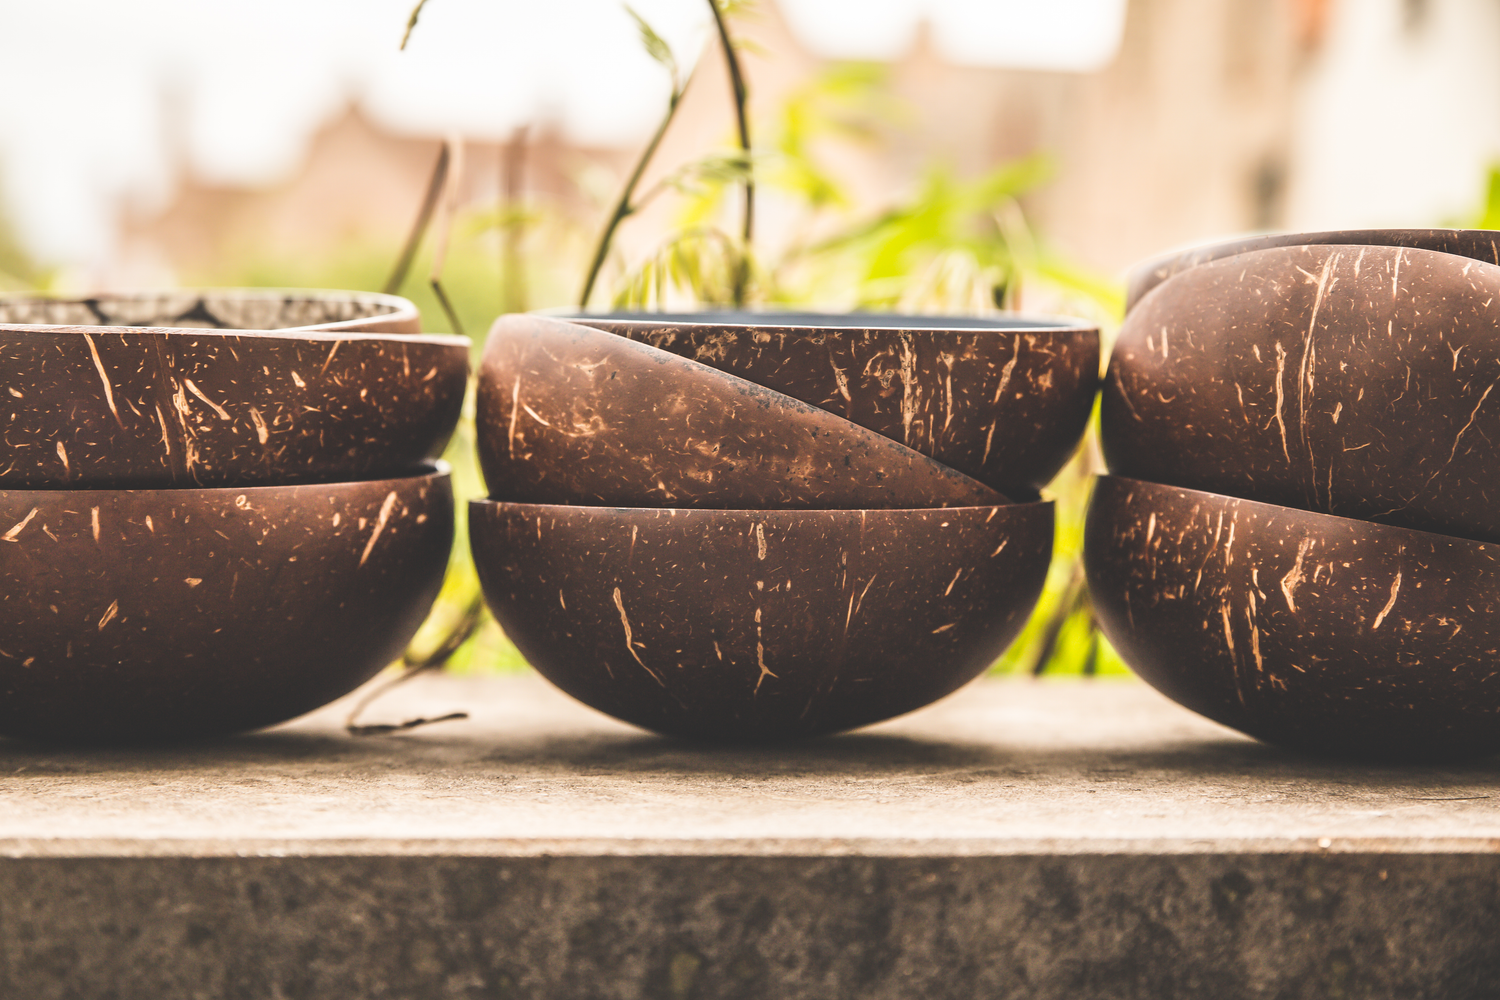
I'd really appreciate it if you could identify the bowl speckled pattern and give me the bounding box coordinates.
[1,291,468,489]
[472,499,1052,740]
[0,468,453,743]
[1086,476,1500,761]
[567,311,1099,499]
[476,314,1004,509]
[1104,242,1500,544]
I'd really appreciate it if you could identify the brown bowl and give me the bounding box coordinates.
[471,499,1053,740]
[476,314,1005,509]
[566,311,1098,498]
[1103,242,1500,543]
[1085,474,1500,761]
[0,468,453,744]
[1125,228,1500,312]
[1,291,468,489]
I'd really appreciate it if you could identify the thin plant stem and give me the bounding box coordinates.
[578,74,692,309]
[385,143,450,295]
[428,135,468,337]
[708,0,753,306]
[400,0,433,50]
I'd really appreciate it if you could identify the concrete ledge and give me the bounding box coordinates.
[4,675,1500,999]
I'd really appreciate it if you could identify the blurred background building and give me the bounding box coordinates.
[0,0,1496,320]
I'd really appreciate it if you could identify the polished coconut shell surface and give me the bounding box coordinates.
[568,311,1099,497]
[1,297,468,489]
[476,314,1004,509]
[0,469,453,744]
[471,499,1052,740]
[1103,243,1500,543]
[1125,228,1500,312]
[1085,475,1500,761]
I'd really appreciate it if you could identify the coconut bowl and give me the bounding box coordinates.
[568,311,1098,498]
[476,314,1004,509]
[471,499,1053,740]
[1125,228,1500,312]
[1085,474,1500,761]
[1103,242,1500,543]
[0,468,452,743]
[1,292,468,489]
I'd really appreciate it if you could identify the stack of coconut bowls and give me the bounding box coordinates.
[1088,229,1500,761]
[470,311,1098,741]
[0,290,470,743]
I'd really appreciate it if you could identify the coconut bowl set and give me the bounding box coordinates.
[6,231,1500,762]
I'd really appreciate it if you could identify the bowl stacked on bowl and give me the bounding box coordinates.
[1088,230,1500,760]
[0,290,470,743]
[471,311,1098,741]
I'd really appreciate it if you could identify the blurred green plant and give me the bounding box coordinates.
[212,0,1128,685]
[1470,164,1500,230]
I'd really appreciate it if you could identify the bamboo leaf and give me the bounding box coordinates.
[400,0,432,50]
[625,5,678,80]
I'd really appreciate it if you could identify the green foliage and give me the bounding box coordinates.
[1473,164,1500,230]
[605,58,1125,676]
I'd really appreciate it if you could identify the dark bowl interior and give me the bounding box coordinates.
[0,289,422,334]
[471,499,1053,741]
[565,310,1099,496]
[0,468,453,744]
[1085,475,1500,762]
[1126,228,1500,312]
[1103,242,1500,544]
[476,314,1004,509]
[1,294,468,489]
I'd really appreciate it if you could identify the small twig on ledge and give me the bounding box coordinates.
[345,593,486,736]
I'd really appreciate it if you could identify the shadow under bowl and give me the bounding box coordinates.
[1085,474,1500,761]
[0,468,453,744]
[471,498,1053,740]
[476,314,1004,509]
[1,290,468,489]
[1103,242,1500,544]
[565,310,1100,498]
[1125,227,1500,313]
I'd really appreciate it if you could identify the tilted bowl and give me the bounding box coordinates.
[1,290,468,489]
[0,468,452,743]
[1125,228,1500,312]
[1085,475,1500,761]
[471,499,1052,740]
[1103,243,1500,543]
[566,311,1099,498]
[476,314,1004,509]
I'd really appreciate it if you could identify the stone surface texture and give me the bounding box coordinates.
[1105,242,1500,544]
[0,470,453,742]
[4,674,1500,999]
[475,315,1003,509]
[470,500,1052,739]
[1124,227,1500,312]
[1086,475,1500,760]
[0,292,467,489]
[570,312,1099,499]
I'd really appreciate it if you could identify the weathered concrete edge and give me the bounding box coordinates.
[5,836,1500,858]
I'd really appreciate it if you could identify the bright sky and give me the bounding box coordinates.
[0,0,1127,265]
